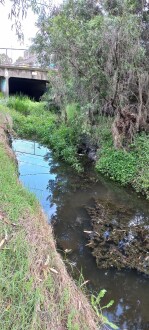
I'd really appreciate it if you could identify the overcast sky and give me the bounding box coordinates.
[0,0,62,49]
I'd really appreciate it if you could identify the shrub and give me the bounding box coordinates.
[66,103,80,121]
[96,144,137,185]
[96,131,149,197]
[132,134,149,198]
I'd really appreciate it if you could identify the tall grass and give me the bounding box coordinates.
[6,95,45,116]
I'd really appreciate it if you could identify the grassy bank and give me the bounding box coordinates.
[1,96,149,198]
[0,113,98,330]
[2,96,82,172]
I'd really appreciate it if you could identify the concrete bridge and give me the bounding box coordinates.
[0,48,49,100]
[0,65,48,101]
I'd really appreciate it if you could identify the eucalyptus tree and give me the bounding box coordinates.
[0,0,53,39]
[33,0,149,147]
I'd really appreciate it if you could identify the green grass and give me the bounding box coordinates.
[6,95,45,116]
[0,145,40,329]
[0,145,37,219]
[0,232,38,330]
[0,96,82,172]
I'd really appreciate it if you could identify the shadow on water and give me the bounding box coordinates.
[12,138,149,330]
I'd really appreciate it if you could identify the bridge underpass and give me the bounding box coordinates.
[0,47,49,101]
[9,77,47,101]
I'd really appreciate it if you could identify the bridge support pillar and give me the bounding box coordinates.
[0,71,9,97]
[4,69,9,97]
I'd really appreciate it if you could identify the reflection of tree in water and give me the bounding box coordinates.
[87,264,149,330]
[46,159,97,209]
[108,271,149,329]
[45,155,149,329]
[97,173,149,215]
[47,155,149,223]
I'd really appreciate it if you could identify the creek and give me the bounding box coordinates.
[12,138,149,330]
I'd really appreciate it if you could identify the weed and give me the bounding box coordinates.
[91,289,118,330]
[6,95,45,116]
[76,271,118,329]
[67,309,80,330]
[96,130,149,198]
[96,142,137,185]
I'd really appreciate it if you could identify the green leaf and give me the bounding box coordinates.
[96,289,107,304]
[101,299,115,309]
[102,315,119,329]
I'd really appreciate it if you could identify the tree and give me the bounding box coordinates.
[33,0,149,147]
[0,0,53,39]
[0,53,12,65]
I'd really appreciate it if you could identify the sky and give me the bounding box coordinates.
[0,0,62,51]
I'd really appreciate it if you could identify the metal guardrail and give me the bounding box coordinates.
[0,47,41,68]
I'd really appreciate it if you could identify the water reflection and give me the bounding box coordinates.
[12,139,149,330]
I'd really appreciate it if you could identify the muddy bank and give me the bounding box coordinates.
[86,198,149,275]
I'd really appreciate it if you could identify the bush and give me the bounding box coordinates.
[132,134,149,198]
[96,132,149,198]
[96,143,137,185]
[66,103,80,121]
[0,91,4,98]
[49,124,82,171]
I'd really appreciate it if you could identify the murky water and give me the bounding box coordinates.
[12,138,149,330]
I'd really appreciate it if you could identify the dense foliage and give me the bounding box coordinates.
[33,0,149,142]
[31,0,149,197]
